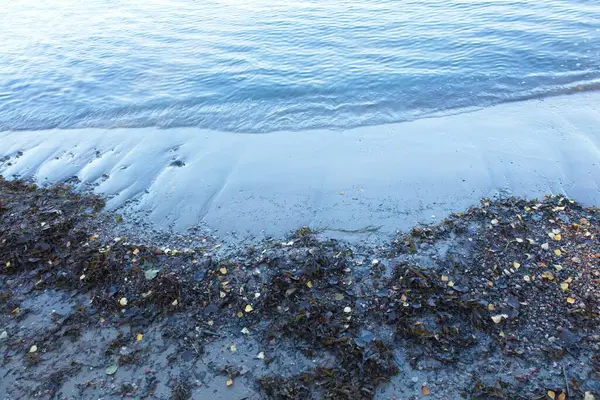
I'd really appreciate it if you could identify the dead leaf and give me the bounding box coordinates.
[566,297,576,304]
[542,271,554,281]
[422,385,431,395]
[547,390,556,400]
[144,269,159,280]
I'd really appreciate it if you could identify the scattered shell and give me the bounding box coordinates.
[491,314,508,324]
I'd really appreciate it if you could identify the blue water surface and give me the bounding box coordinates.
[1,0,599,132]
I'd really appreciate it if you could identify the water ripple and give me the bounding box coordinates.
[0,0,599,133]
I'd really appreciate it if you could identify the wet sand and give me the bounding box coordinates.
[1,92,599,242]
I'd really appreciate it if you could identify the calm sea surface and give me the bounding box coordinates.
[1,0,599,132]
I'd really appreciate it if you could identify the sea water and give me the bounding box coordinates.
[1,0,599,133]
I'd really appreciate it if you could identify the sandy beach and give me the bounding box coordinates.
[1,94,600,398]
[1,92,599,244]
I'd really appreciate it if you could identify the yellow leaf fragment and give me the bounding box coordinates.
[554,249,562,256]
[136,333,143,342]
[558,393,566,400]
[542,271,554,281]
[245,304,254,313]
[421,385,431,395]
[219,267,227,275]
[306,281,313,288]
[226,378,233,387]
[567,297,576,304]
[547,390,556,400]
[560,282,569,291]
[441,275,449,282]
[584,392,596,400]
[513,262,521,270]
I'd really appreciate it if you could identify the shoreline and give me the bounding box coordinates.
[1,92,599,245]
[0,178,598,399]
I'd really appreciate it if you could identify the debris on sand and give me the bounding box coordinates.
[0,177,599,398]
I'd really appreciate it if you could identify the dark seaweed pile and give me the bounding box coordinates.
[1,177,599,399]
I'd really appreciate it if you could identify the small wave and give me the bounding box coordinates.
[1,0,599,133]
